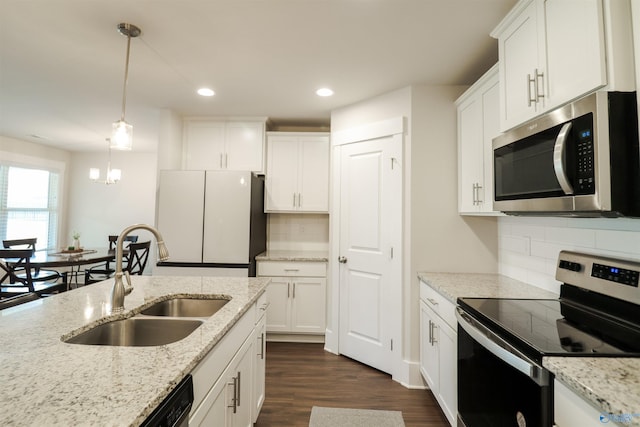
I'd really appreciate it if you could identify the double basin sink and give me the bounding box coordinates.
[64,297,229,347]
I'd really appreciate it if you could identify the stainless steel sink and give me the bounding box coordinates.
[64,317,203,346]
[140,297,230,318]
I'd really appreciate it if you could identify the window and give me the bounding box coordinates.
[0,165,60,250]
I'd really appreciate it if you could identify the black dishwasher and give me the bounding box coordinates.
[141,375,194,427]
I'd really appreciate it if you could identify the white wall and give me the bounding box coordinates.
[67,151,158,249]
[498,216,640,294]
[266,213,329,252]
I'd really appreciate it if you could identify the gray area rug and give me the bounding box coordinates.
[309,406,405,427]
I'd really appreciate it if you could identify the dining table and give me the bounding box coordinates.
[33,248,118,289]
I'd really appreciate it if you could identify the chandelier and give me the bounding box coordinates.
[90,139,121,185]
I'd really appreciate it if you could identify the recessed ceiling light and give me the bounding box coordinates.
[316,88,334,97]
[197,88,215,97]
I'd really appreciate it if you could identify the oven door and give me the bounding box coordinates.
[456,308,553,427]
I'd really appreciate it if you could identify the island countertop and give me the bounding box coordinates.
[0,275,270,427]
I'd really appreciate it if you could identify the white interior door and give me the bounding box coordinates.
[338,135,401,374]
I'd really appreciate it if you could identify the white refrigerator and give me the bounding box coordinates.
[155,170,266,276]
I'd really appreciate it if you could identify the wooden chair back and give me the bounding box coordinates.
[125,241,151,276]
[108,235,139,251]
[0,249,35,293]
[2,238,37,250]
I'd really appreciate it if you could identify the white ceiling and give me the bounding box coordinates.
[0,0,516,153]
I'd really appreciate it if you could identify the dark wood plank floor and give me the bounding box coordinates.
[255,342,449,427]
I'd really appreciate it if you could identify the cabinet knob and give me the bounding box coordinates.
[338,256,348,264]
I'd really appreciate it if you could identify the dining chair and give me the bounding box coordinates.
[2,238,62,286]
[84,235,139,285]
[0,249,64,297]
[125,241,151,276]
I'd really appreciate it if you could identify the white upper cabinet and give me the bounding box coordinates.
[492,0,635,132]
[456,64,501,215]
[184,119,267,172]
[265,132,330,213]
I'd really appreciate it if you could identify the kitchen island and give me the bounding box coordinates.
[0,275,269,427]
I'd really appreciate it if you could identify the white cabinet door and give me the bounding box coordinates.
[191,369,230,427]
[265,132,330,213]
[264,137,299,211]
[228,335,254,427]
[419,300,439,392]
[157,170,205,262]
[299,136,330,212]
[225,121,265,172]
[290,278,326,334]
[437,320,457,426]
[252,315,266,423]
[456,65,500,215]
[498,0,542,130]
[184,120,265,172]
[543,0,606,111]
[457,94,483,213]
[265,278,291,332]
[184,122,226,170]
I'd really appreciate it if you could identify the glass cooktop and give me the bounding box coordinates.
[457,297,640,357]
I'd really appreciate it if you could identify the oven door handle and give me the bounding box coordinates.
[553,122,574,195]
[456,308,549,386]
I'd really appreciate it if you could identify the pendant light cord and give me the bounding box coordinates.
[120,32,132,122]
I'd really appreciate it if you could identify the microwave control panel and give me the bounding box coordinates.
[574,114,595,194]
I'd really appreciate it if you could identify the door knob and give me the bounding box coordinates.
[338,256,347,264]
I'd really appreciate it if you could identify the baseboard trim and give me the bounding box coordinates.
[266,333,325,343]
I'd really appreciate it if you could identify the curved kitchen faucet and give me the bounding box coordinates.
[111,224,169,313]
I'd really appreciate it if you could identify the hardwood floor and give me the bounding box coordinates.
[255,342,449,427]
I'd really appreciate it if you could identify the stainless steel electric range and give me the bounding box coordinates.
[456,250,640,427]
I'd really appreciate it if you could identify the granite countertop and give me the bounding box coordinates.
[0,275,270,427]
[255,249,328,262]
[417,272,558,304]
[418,272,640,425]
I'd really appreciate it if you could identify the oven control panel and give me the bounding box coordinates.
[592,263,639,287]
[557,251,640,305]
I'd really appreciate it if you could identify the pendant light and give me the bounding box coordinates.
[110,23,141,151]
[90,138,122,185]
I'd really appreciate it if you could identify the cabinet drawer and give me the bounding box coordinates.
[420,280,456,330]
[257,261,326,277]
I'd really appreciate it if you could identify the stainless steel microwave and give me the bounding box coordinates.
[492,91,640,217]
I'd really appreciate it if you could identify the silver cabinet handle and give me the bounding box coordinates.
[228,376,238,413]
[426,298,438,306]
[225,153,228,169]
[428,319,433,344]
[220,153,224,169]
[298,192,302,207]
[527,73,536,106]
[236,371,241,407]
[431,321,438,345]
[258,332,265,359]
[534,68,545,103]
[472,183,477,205]
[292,282,296,298]
[553,122,574,195]
[338,256,347,264]
[292,193,296,208]
[475,183,483,204]
[287,282,290,298]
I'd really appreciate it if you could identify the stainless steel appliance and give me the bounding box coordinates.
[492,91,639,217]
[456,251,640,427]
[141,374,194,427]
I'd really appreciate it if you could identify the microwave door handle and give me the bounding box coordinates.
[553,122,574,195]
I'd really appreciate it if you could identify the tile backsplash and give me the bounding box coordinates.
[498,216,640,294]
[267,213,329,252]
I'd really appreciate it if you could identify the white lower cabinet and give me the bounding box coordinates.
[189,295,266,427]
[252,295,267,423]
[554,380,616,427]
[257,261,327,337]
[419,281,457,427]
